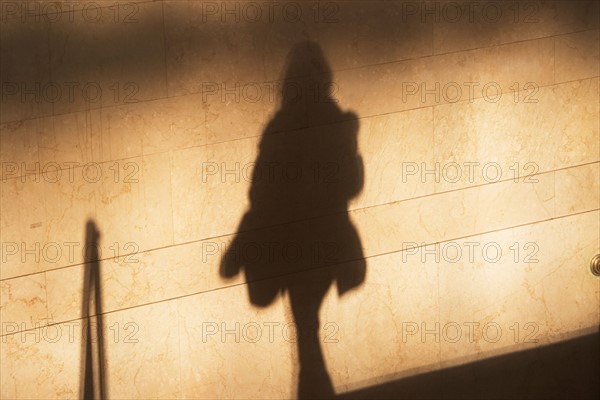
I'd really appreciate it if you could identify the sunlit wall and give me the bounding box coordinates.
[1,0,599,398]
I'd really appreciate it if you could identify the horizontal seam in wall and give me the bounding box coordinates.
[1,75,599,183]
[1,207,598,337]
[1,160,598,282]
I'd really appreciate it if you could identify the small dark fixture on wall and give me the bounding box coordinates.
[591,254,600,277]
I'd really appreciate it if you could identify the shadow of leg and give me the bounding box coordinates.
[289,280,334,399]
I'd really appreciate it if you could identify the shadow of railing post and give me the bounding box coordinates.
[80,219,107,400]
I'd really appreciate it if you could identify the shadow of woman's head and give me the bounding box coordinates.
[282,41,332,80]
[277,40,335,107]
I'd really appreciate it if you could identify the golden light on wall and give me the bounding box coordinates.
[0,1,599,399]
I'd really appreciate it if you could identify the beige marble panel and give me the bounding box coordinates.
[0,323,81,399]
[1,273,48,329]
[93,90,267,161]
[351,169,554,259]
[1,167,95,279]
[537,217,600,338]
[0,118,44,179]
[1,110,104,185]
[0,16,53,123]
[1,173,46,279]
[26,167,95,255]
[47,0,167,115]
[38,108,103,167]
[94,95,206,161]
[555,29,600,82]
[471,210,599,357]
[438,211,599,365]
[348,107,435,210]
[170,135,257,244]
[438,226,543,364]
[45,262,87,323]
[94,151,174,256]
[434,1,600,54]
[46,234,243,323]
[555,162,600,215]
[93,100,153,162]
[163,0,269,96]
[103,300,181,399]
[329,37,554,125]
[321,253,440,394]
[1,296,179,399]
[433,77,599,192]
[0,149,166,279]
[178,283,294,399]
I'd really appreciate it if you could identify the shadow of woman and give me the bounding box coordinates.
[220,41,366,399]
